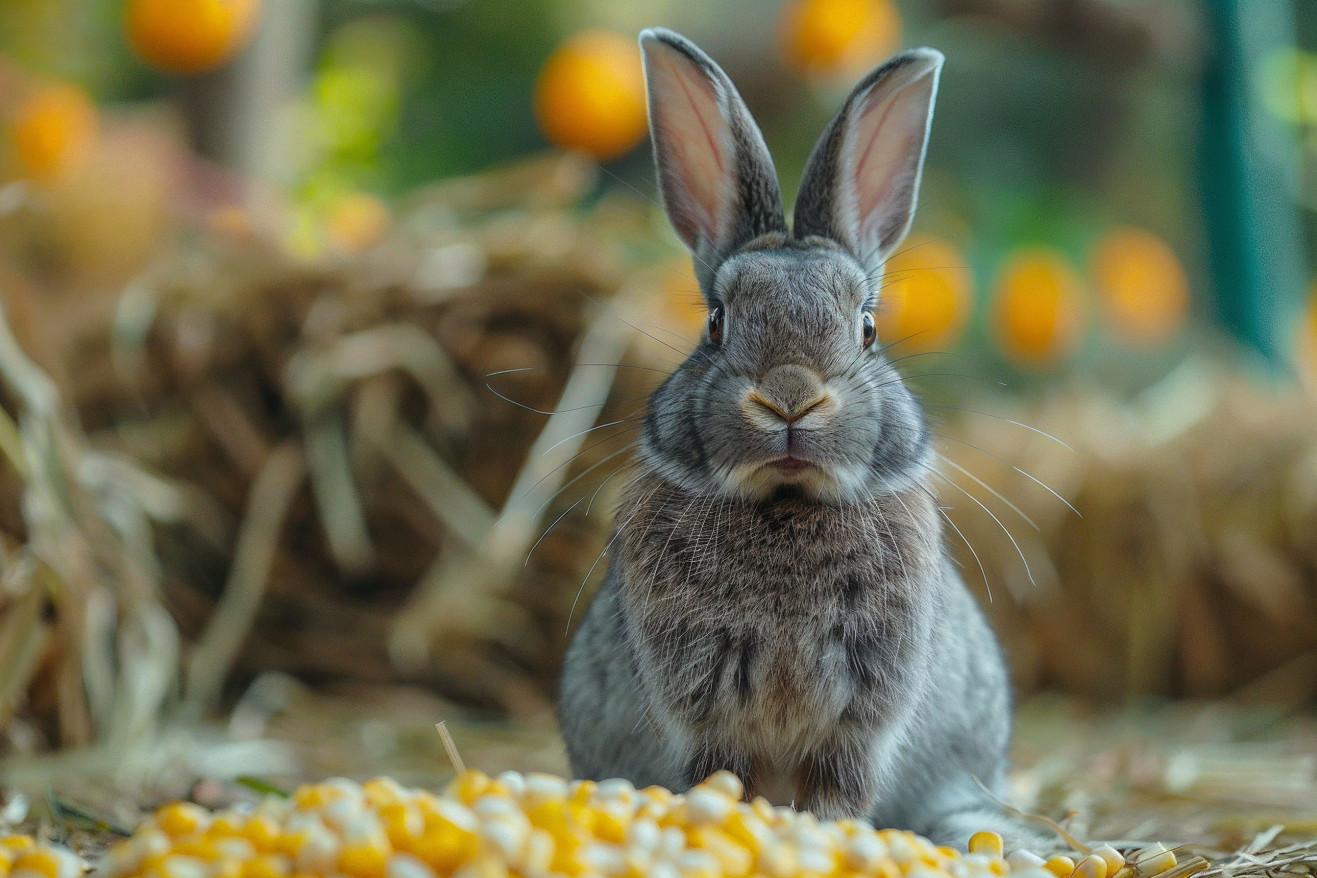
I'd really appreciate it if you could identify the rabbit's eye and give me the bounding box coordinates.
[861,311,876,348]
[708,305,725,345]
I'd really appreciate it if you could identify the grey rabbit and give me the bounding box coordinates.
[560,27,1042,851]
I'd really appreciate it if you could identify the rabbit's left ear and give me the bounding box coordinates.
[793,49,943,270]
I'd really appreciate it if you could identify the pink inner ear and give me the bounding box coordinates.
[649,49,733,248]
[843,74,932,257]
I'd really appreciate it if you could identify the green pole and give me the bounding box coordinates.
[1199,0,1305,361]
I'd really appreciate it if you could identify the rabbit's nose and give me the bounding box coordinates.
[748,364,830,423]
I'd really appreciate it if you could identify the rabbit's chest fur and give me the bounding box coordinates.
[616,472,943,760]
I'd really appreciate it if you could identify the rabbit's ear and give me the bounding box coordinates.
[793,49,943,270]
[640,28,787,288]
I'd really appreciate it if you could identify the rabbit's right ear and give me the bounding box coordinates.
[640,28,787,290]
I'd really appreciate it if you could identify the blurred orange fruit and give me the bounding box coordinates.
[876,238,972,353]
[125,0,263,74]
[325,192,390,253]
[534,30,648,161]
[991,247,1087,367]
[1090,226,1189,345]
[658,259,707,338]
[10,84,98,182]
[780,0,903,78]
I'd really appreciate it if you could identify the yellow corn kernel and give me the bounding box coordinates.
[1046,855,1078,878]
[568,780,597,805]
[1075,854,1111,878]
[700,771,745,801]
[11,850,60,878]
[968,831,1004,858]
[690,826,753,878]
[724,810,772,852]
[240,815,282,853]
[1133,844,1177,877]
[676,849,720,878]
[0,840,33,853]
[750,798,777,824]
[0,846,14,874]
[448,772,492,806]
[451,855,508,878]
[161,855,211,878]
[294,785,334,810]
[592,802,630,844]
[521,829,555,875]
[566,802,598,834]
[379,803,423,851]
[685,788,734,825]
[757,841,799,878]
[240,855,293,878]
[339,843,391,878]
[1093,846,1126,875]
[363,777,409,808]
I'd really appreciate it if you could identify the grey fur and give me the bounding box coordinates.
[560,29,1043,850]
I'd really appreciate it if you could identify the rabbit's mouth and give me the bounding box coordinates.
[769,455,813,473]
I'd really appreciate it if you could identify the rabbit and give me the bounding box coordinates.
[559,27,1045,851]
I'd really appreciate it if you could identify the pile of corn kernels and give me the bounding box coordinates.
[8,771,1188,878]
[0,834,86,878]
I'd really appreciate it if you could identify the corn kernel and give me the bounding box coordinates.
[968,832,1003,858]
[701,772,745,801]
[1045,855,1077,878]
[690,826,753,878]
[1075,854,1110,878]
[1008,851,1047,872]
[451,855,508,878]
[1092,846,1126,875]
[385,854,436,878]
[65,765,1204,878]
[339,843,390,878]
[1132,845,1176,877]
[11,850,60,878]
[0,840,33,854]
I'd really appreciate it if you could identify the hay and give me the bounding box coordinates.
[933,361,1317,701]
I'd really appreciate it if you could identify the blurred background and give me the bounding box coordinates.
[0,0,1316,848]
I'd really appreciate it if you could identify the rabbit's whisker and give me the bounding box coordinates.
[526,495,587,566]
[485,384,652,416]
[936,472,1037,590]
[543,413,645,456]
[531,441,639,525]
[932,431,1081,518]
[502,423,642,519]
[485,363,676,377]
[923,403,1074,452]
[919,484,990,600]
[585,459,631,517]
[934,453,1039,532]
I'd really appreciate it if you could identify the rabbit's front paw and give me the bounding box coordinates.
[685,746,760,800]
[796,743,876,821]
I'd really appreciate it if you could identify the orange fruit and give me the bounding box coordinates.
[876,238,972,353]
[658,258,706,338]
[125,0,263,74]
[325,192,390,253]
[10,84,97,182]
[1090,226,1189,345]
[534,30,648,161]
[780,0,903,79]
[991,247,1087,367]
